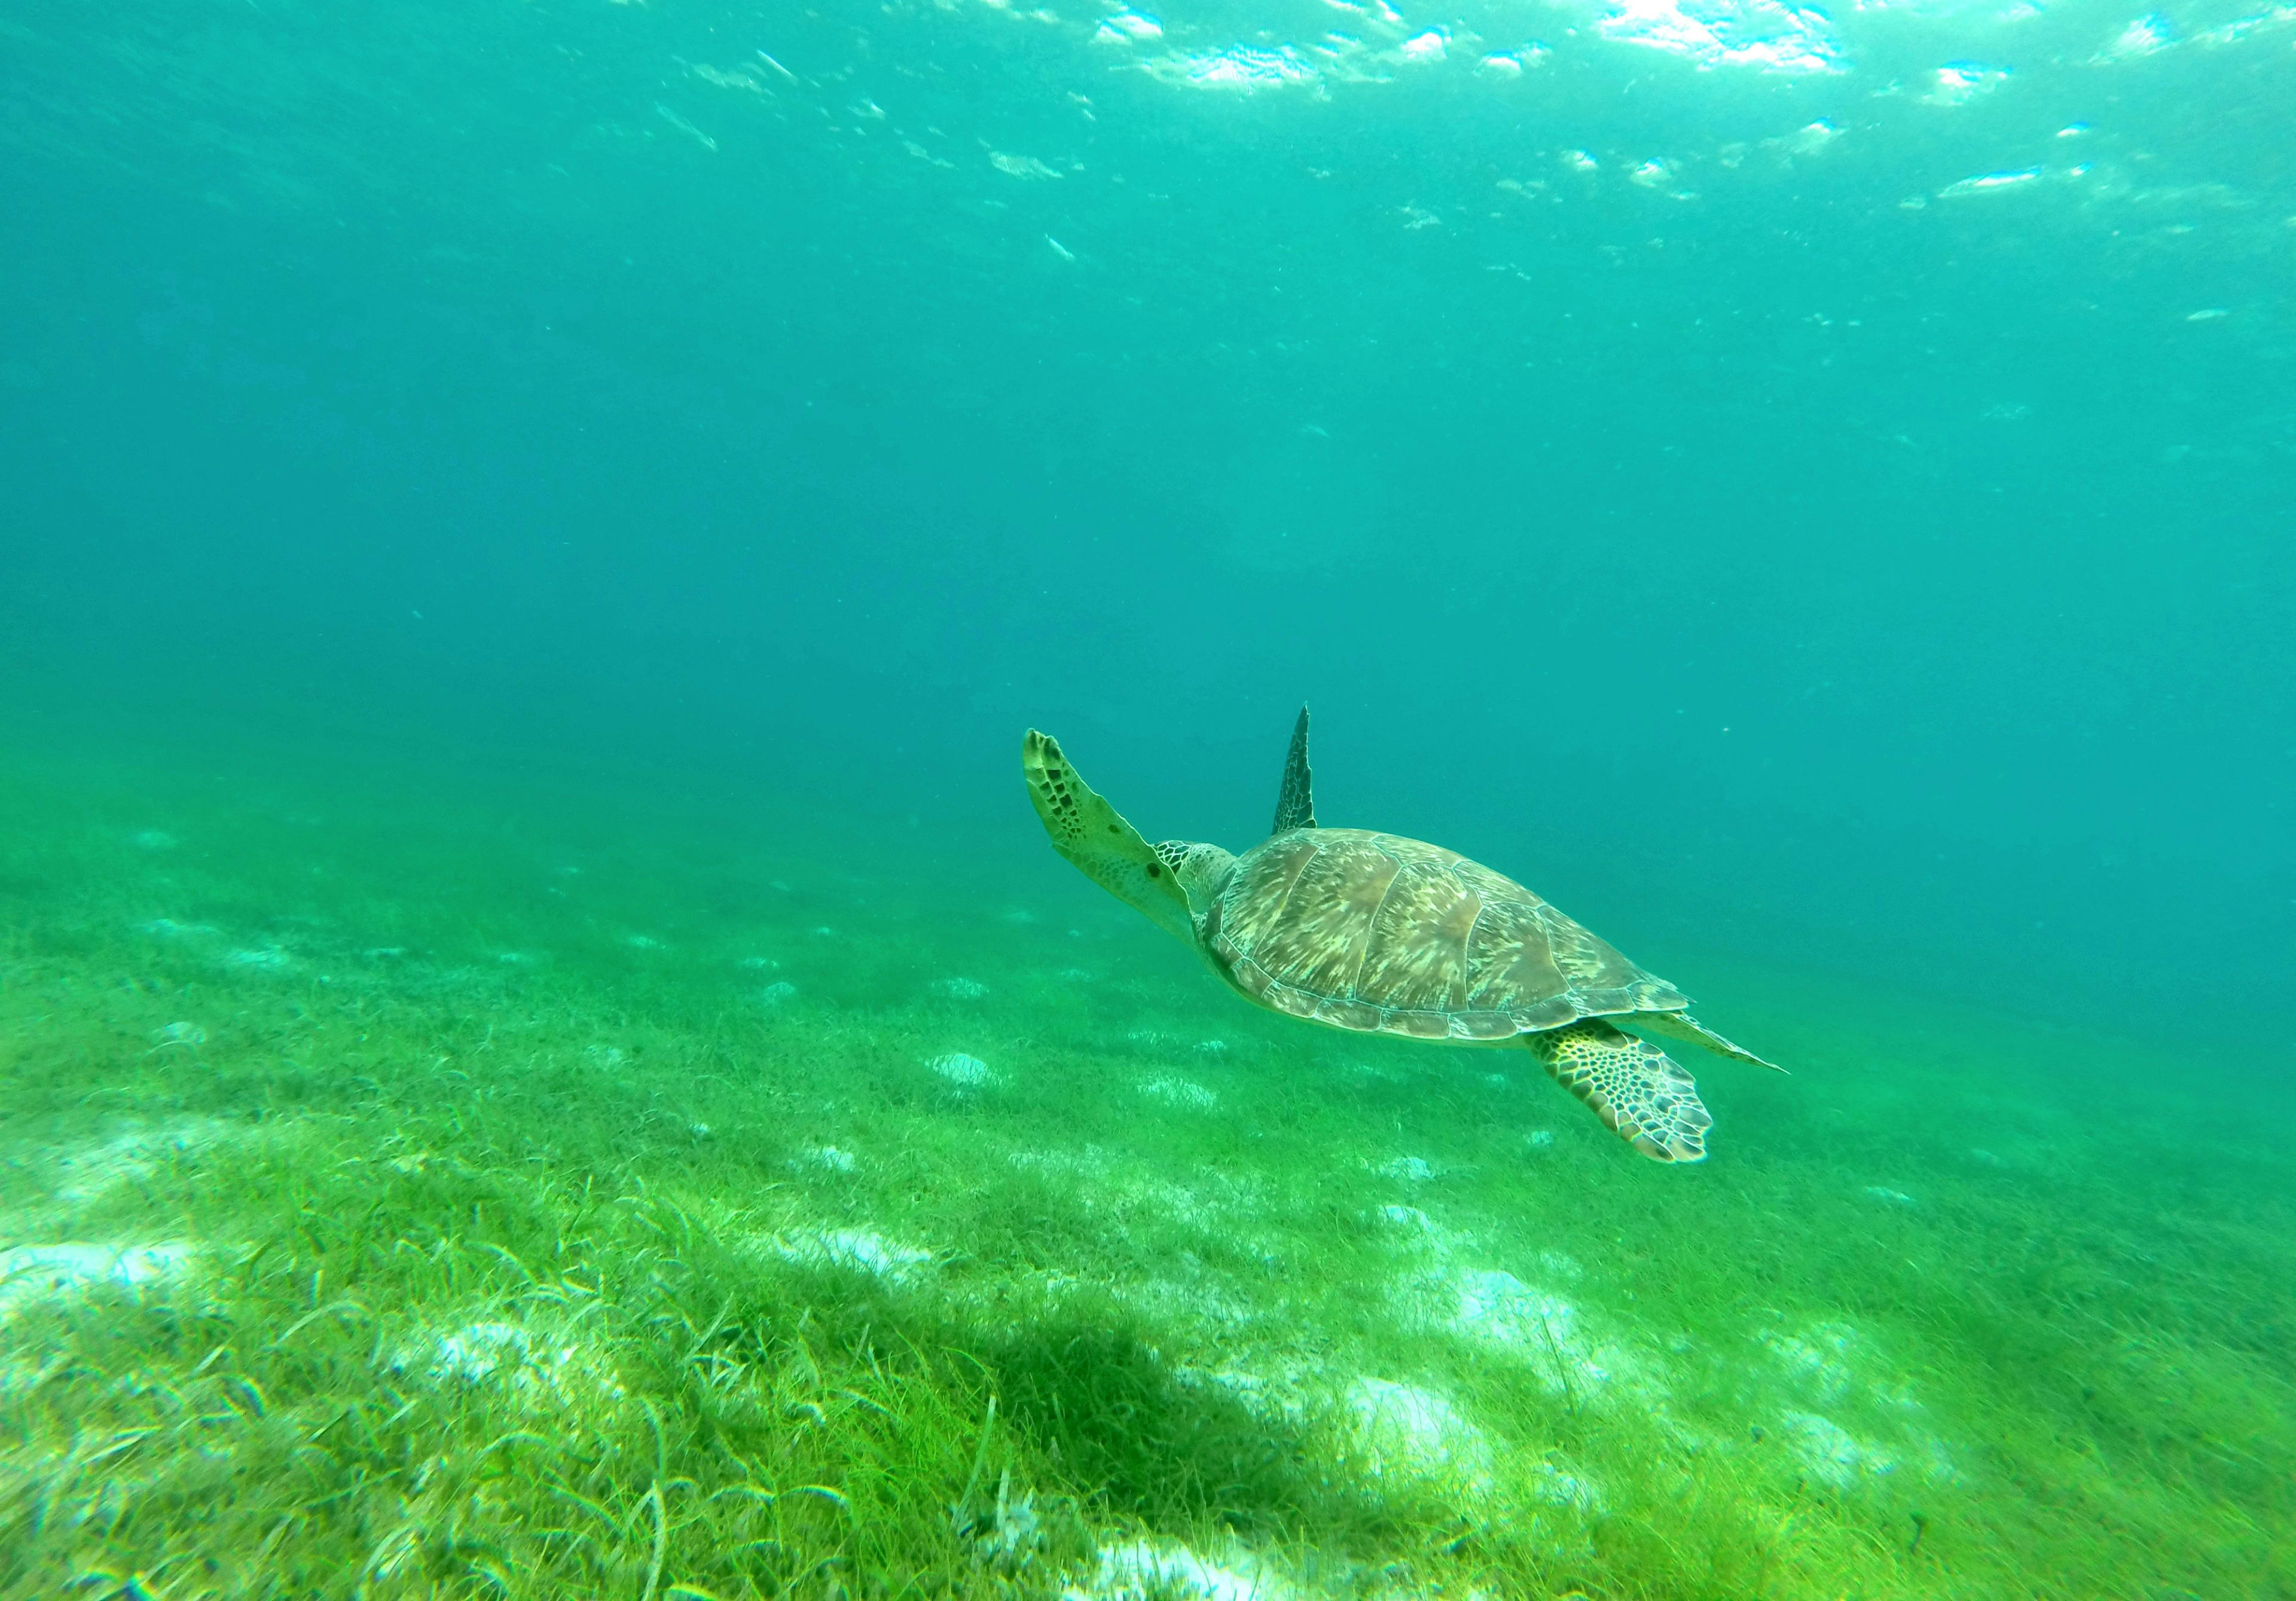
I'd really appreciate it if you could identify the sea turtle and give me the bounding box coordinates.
[1022,709,1781,1163]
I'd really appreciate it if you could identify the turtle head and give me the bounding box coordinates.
[1152,840,1239,927]
[1024,729,1203,945]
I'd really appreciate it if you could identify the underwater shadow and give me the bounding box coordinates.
[778,1265,1428,1544]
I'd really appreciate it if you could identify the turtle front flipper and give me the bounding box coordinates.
[1023,730,1193,943]
[1527,1019,1713,1163]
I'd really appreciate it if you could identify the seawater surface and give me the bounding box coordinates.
[2,0,2292,1594]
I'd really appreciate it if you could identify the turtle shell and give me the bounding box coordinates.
[1202,829,1688,1042]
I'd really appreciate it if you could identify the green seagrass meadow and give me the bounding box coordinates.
[3,738,2289,1600]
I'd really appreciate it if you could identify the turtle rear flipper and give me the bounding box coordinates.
[1627,1008,1786,1074]
[1528,1019,1713,1163]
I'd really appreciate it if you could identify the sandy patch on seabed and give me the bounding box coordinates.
[0,1119,243,1331]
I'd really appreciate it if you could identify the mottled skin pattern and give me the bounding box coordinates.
[1205,829,1689,1043]
[1022,729,1193,945]
[1527,1019,1713,1162]
[1023,725,1779,1164]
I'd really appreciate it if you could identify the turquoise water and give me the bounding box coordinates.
[2,1,2292,1595]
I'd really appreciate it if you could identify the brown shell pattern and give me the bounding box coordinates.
[1204,829,1688,1042]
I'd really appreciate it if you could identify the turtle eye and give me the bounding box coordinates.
[1146,863,1162,878]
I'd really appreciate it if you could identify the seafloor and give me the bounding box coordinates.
[1,735,2289,1600]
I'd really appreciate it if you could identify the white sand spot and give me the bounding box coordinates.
[395,1318,625,1406]
[1781,1323,1938,1403]
[795,1145,857,1174]
[1525,1128,1556,1148]
[930,1052,993,1086]
[422,1319,527,1383]
[1529,1460,1602,1510]
[43,1119,234,1205]
[1138,1077,1217,1110]
[624,934,663,950]
[738,955,781,970]
[131,830,178,851]
[756,981,799,1006]
[0,1242,196,1321]
[1124,1276,1256,1330]
[1454,1271,1577,1348]
[1864,1186,1918,1206]
[773,1227,933,1280]
[1780,1410,1894,1486]
[225,945,291,971]
[1370,1155,1434,1183]
[1369,1202,1481,1261]
[1067,1538,1292,1601]
[1763,1321,1959,1483]
[142,918,219,939]
[932,976,990,1000]
[1119,1180,1220,1229]
[1765,1321,1861,1400]
[1173,1353,1318,1421]
[1448,1270,1634,1394]
[148,1021,206,1049]
[961,1464,1045,1568]
[1347,1377,1492,1484]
